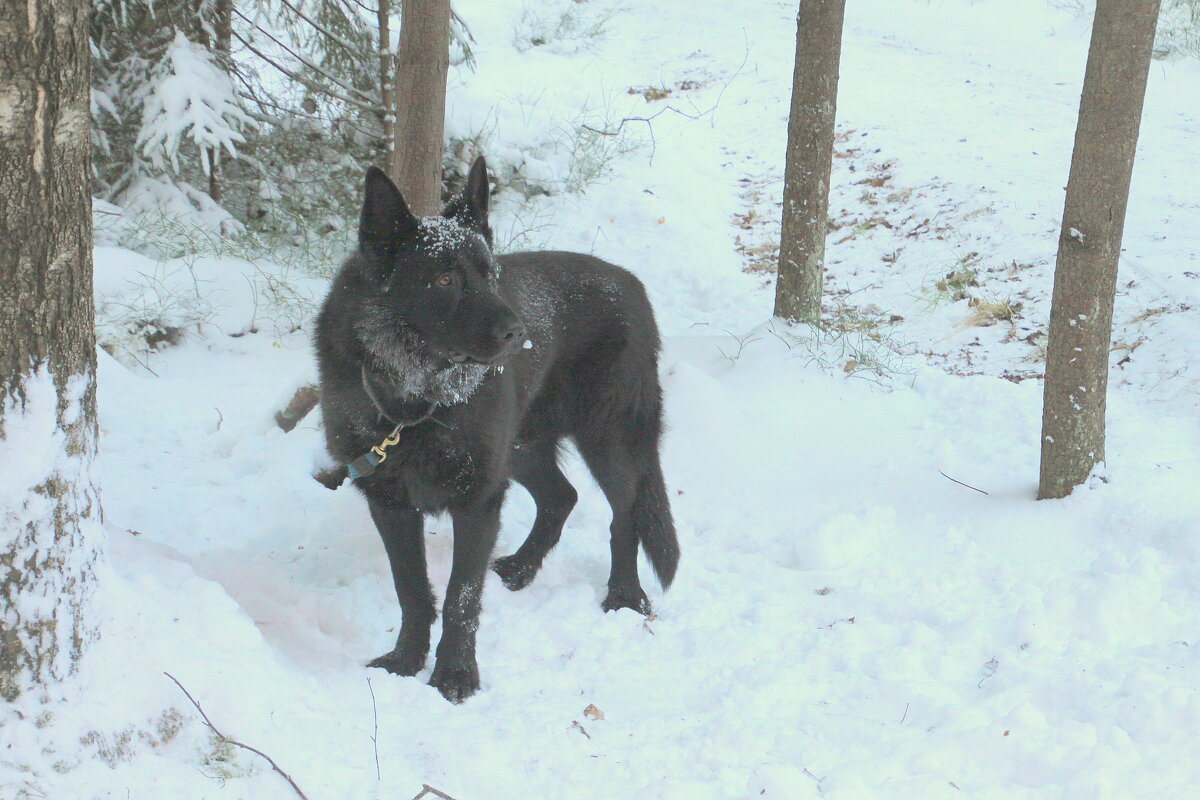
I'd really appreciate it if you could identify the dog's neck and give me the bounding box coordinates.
[359,363,439,424]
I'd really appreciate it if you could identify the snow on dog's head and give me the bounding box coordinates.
[347,157,523,400]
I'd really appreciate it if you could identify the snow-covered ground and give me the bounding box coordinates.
[6,1,1200,798]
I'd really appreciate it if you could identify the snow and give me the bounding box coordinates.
[0,366,63,508]
[92,245,325,363]
[6,0,1200,798]
[108,175,242,236]
[417,215,480,252]
[137,31,253,175]
[1,364,102,702]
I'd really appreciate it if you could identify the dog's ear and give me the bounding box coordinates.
[359,166,418,252]
[442,156,492,245]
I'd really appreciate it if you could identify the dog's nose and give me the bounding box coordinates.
[493,319,526,345]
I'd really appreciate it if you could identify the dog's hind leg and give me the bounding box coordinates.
[365,498,437,677]
[574,431,656,616]
[492,440,578,591]
[576,401,679,616]
[430,491,504,703]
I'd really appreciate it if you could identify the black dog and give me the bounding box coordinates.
[314,158,678,702]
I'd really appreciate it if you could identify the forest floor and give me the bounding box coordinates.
[6,1,1200,798]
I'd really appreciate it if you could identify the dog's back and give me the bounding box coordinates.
[495,251,663,437]
[493,250,678,588]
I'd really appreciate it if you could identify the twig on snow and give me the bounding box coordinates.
[938,470,989,496]
[411,785,462,800]
[367,676,381,782]
[163,672,311,800]
[581,33,751,164]
[708,31,751,128]
[581,104,701,165]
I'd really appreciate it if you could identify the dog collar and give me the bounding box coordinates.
[346,368,440,482]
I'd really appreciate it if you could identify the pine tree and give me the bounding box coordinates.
[87,0,477,231]
[91,0,252,224]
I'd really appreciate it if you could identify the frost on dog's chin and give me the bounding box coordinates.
[354,308,489,405]
[424,361,490,405]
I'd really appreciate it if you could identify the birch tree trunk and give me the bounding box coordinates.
[774,0,847,323]
[1,0,102,701]
[390,0,451,215]
[1038,0,1161,500]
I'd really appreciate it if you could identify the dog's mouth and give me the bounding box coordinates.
[447,351,499,367]
[447,339,526,367]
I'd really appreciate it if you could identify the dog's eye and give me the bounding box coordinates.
[435,273,454,287]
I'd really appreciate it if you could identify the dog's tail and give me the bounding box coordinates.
[632,460,679,589]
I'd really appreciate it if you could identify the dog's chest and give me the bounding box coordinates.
[367,424,486,511]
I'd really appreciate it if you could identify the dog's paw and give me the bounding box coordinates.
[491,554,539,592]
[601,585,652,616]
[367,644,427,677]
[429,661,481,704]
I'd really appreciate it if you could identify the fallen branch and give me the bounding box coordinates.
[276,384,320,432]
[164,672,311,800]
[314,464,349,490]
[412,785,462,800]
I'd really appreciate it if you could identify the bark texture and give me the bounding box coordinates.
[377,0,395,161]
[1038,0,1161,500]
[1,0,101,700]
[774,0,846,323]
[208,0,234,203]
[390,0,451,215]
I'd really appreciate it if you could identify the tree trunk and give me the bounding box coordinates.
[1037,0,1160,500]
[390,0,450,215]
[377,0,396,161]
[207,0,233,204]
[0,0,102,700]
[774,0,846,323]
[214,0,232,55]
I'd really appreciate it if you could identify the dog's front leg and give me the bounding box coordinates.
[430,493,503,703]
[366,497,436,677]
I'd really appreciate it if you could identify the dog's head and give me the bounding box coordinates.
[355,157,526,367]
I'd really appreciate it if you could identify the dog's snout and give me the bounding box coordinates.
[493,319,526,345]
